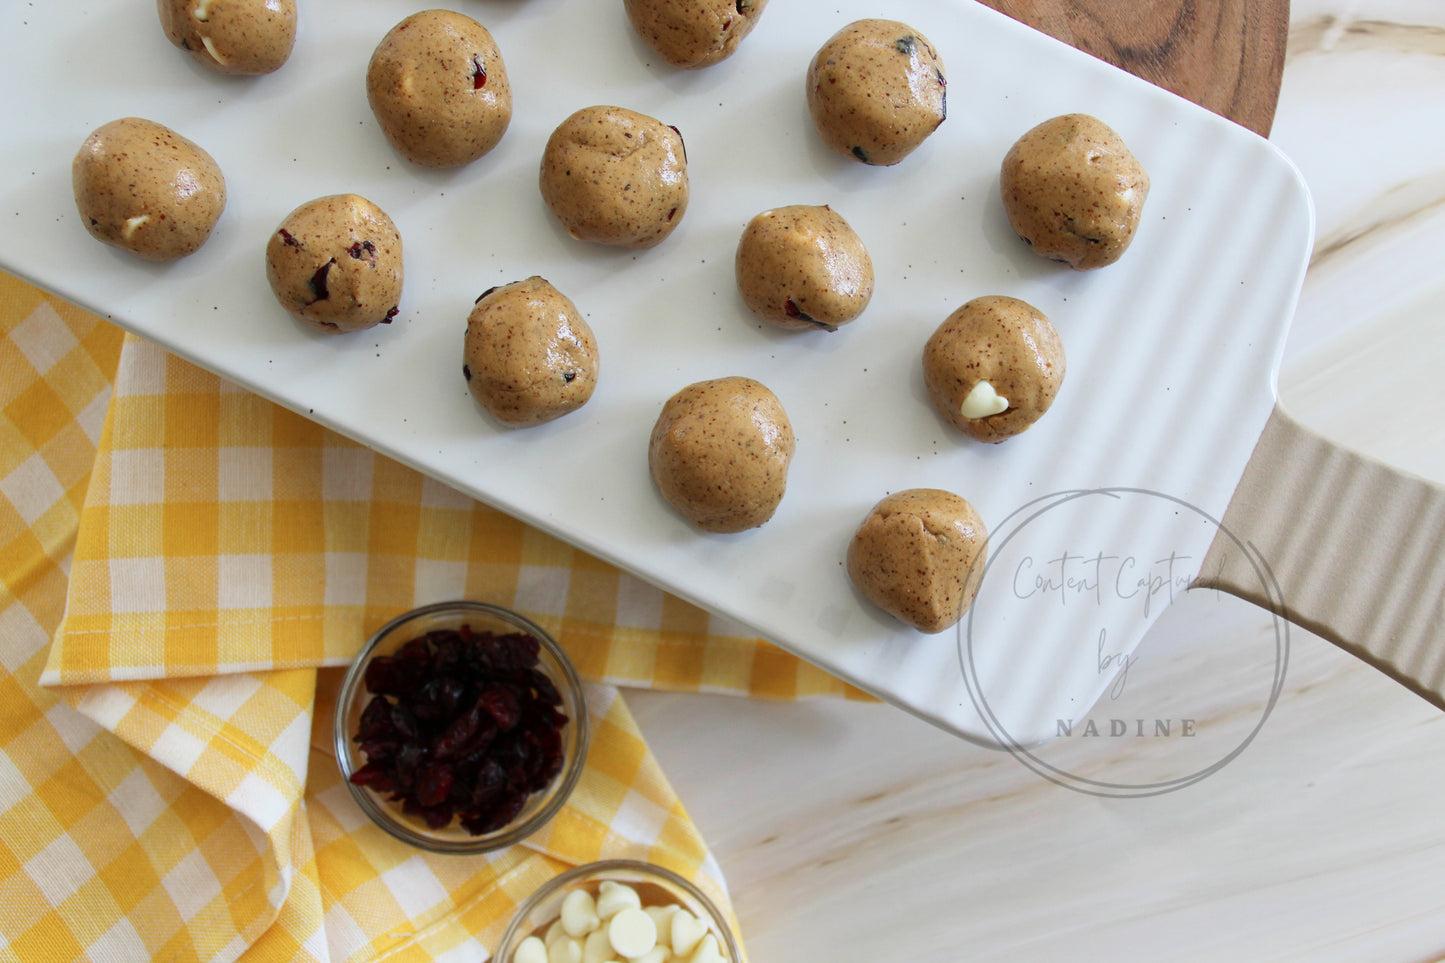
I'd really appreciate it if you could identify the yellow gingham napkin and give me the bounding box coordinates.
[0,271,859,960]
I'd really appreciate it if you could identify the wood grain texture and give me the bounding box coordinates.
[978,0,1288,135]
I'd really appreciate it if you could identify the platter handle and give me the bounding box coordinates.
[1197,403,1445,710]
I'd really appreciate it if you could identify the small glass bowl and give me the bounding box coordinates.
[494,859,742,963]
[333,600,589,854]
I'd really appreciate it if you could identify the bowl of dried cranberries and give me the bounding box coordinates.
[333,600,589,853]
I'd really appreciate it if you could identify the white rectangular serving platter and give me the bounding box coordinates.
[0,0,1312,745]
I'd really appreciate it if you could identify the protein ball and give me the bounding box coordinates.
[157,0,297,75]
[463,277,599,428]
[1000,113,1150,269]
[366,9,513,168]
[806,19,947,166]
[846,489,987,633]
[539,106,688,249]
[922,296,1065,443]
[735,204,873,331]
[265,194,403,334]
[72,117,226,262]
[648,377,795,533]
[623,0,770,69]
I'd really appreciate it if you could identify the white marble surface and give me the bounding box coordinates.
[628,2,1445,959]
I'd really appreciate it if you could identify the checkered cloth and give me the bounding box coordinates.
[0,271,863,961]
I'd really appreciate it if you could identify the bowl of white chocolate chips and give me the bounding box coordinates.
[495,859,741,963]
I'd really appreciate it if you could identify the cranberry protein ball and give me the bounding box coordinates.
[648,377,795,533]
[366,9,513,168]
[539,106,689,249]
[735,204,873,331]
[847,489,988,634]
[157,0,297,75]
[464,277,599,428]
[1000,113,1150,270]
[72,117,226,261]
[922,295,1065,443]
[623,0,770,68]
[265,194,403,334]
[806,19,948,166]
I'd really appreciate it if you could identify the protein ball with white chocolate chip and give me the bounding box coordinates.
[648,377,794,533]
[1000,113,1150,270]
[735,204,873,331]
[922,296,1064,443]
[846,488,987,634]
[463,277,599,428]
[806,19,947,166]
[158,0,297,75]
[265,194,403,334]
[539,106,689,249]
[72,117,226,262]
[366,9,512,169]
[623,0,770,69]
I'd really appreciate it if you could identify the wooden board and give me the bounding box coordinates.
[980,0,1288,135]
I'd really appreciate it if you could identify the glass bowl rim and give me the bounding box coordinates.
[495,857,741,963]
[332,599,590,854]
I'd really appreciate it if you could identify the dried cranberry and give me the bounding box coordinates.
[416,763,454,807]
[349,760,394,790]
[471,54,487,89]
[529,669,562,706]
[478,686,521,731]
[308,259,334,302]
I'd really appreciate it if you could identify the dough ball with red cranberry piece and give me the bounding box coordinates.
[735,204,873,331]
[366,9,512,168]
[1000,113,1150,270]
[158,0,297,75]
[846,489,987,633]
[539,106,689,249]
[265,194,403,334]
[72,117,226,262]
[922,296,1065,443]
[648,377,794,533]
[623,0,769,68]
[806,19,947,166]
[464,277,599,428]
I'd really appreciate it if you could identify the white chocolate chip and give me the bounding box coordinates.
[562,889,601,938]
[634,951,669,963]
[607,907,657,959]
[516,936,549,963]
[582,929,615,963]
[596,880,642,920]
[669,912,706,958]
[192,0,212,21]
[546,920,568,947]
[548,936,583,963]
[643,905,679,947]
[960,380,1008,419]
[685,934,723,963]
[200,34,227,65]
[122,215,149,239]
